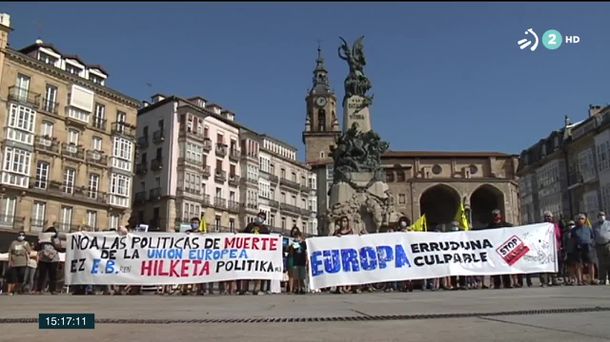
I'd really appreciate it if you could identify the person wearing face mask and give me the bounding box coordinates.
[395,216,414,292]
[7,231,31,295]
[593,211,610,285]
[564,220,577,285]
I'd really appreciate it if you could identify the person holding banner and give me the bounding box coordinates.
[35,227,62,294]
[240,211,271,295]
[486,209,514,289]
[539,211,562,287]
[396,216,414,292]
[333,216,354,294]
[7,231,31,295]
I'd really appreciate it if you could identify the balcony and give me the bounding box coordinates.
[216,143,228,157]
[178,157,203,167]
[57,223,81,232]
[86,150,108,167]
[151,158,163,171]
[182,186,201,196]
[34,136,60,155]
[300,183,313,193]
[260,170,279,183]
[202,194,210,206]
[30,219,47,231]
[61,143,85,161]
[137,136,149,149]
[228,174,240,187]
[214,197,227,210]
[41,98,59,115]
[135,163,148,176]
[153,129,165,144]
[228,200,240,213]
[8,86,40,108]
[215,169,227,183]
[134,191,147,204]
[74,186,107,205]
[300,208,314,217]
[269,199,280,208]
[179,126,205,142]
[280,177,300,190]
[229,148,241,161]
[111,122,136,139]
[281,203,301,215]
[203,138,212,152]
[0,215,25,230]
[91,117,107,131]
[149,187,161,201]
[202,165,211,178]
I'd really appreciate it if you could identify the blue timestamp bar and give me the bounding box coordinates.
[39,313,95,329]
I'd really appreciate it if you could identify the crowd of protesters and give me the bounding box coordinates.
[2,208,609,296]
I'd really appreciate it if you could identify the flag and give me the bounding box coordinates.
[412,214,427,232]
[454,201,470,231]
[199,216,207,233]
[586,217,592,228]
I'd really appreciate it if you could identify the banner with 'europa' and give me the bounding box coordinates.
[306,223,557,290]
[65,232,283,285]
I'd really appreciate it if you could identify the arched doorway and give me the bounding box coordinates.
[470,185,505,229]
[419,184,460,231]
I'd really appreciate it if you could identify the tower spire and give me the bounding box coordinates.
[311,44,331,93]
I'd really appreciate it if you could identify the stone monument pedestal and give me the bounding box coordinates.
[343,95,372,133]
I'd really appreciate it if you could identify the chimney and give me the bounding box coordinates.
[589,104,603,117]
[151,94,165,104]
[188,97,206,109]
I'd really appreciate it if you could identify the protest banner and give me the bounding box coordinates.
[306,223,556,290]
[65,232,283,285]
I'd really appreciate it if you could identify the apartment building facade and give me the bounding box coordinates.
[132,95,241,232]
[0,15,140,235]
[518,106,610,223]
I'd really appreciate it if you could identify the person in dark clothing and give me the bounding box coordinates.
[288,231,307,294]
[486,209,515,289]
[572,213,596,285]
[240,211,270,295]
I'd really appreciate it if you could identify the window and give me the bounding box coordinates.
[216,159,223,173]
[92,137,103,151]
[187,115,194,132]
[186,142,203,163]
[93,103,105,129]
[2,197,16,221]
[32,202,46,231]
[68,129,80,145]
[399,194,406,204]
[291,194,297,206]
[229,218,235,232]
[215,215,221,232]
[44,85,58,113]
[117,111,126,123]
[90,74,104,85]
[396,171,405,182]
[113,137,132,159]
[35,162,49,189]
[109,214,119,231]
[292,172,297,182]
[215,187,222,199]
[64,168,76,194]
[230,164,236,176]
[67,107,90,123]
[110,173,130,197]
[60,206,73,231]
[87,211,97,230]
[217,133,224,145]
[143,126,149,138]
[66,64,82,75]
[204,126,209,138]
[16,74,30,101]
[281,192,286,203]
[281,217,286,229]
[88,174,100,199]
[281,168,286,178]
[386,171,395,182]
[38,52,57,65]
[7,103,35,144]
[229,191,235,201]
[41,121,54,138]
[2,145,30,176]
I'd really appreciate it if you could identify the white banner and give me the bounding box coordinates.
[306,223,556,290]
[65,232,283,285]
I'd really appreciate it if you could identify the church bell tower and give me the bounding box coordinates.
[303,47,340,164]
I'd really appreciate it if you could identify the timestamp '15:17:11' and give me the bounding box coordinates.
[39,313,95,329]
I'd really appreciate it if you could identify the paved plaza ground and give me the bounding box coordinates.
[1,286,610,341]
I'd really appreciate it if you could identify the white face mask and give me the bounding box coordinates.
[599,216,606,223]
[399,221,408,228]
[255,217,264,224]
[17,236,25,241]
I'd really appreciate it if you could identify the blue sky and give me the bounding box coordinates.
[3,2,609,158]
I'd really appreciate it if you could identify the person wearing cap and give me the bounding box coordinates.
[539,211,563,287]
[487,209,514,289]
[564,220,577,285]
[571,213,596,285]
[592,211,610,285]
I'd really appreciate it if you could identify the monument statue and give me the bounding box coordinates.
[326,36,402,235]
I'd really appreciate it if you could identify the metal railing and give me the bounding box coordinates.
[111,122,136,138]
[92,117,107,130]
[153,129,165,144]
[280,177,300,190]
[61,143,85,160]
[214,197,227,209]
[228,200,241,213]
[8,86,40,108]
[149,187,161,201]
[228,174,240,187]
[34,136,60,154]
[41,98,59,114]
[137,136,149,149]
[151,158,163,171]
[86,150,108,166]
[215,169,227,183]
[229,148,241,161]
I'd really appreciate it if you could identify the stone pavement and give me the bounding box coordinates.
[1,286,610,341]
